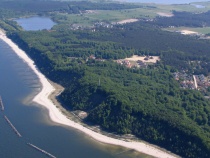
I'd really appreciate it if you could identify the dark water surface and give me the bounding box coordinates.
[0,39,152,158]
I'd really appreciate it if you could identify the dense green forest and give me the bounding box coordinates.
[11,21,210,75]
[2,0,210,157]
[0,0,141,14]
[152,10,210,27]
[7,25,210,157]
[97,23,210,75]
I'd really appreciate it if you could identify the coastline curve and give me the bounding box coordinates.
[0,29,179,158]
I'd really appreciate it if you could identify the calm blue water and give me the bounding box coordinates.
[127,0,210,4]
[15,16,56,31]
[0,40,152,157]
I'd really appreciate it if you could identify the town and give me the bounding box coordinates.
[173,71,210,93]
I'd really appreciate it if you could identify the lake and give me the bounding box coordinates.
[15,16,56,31]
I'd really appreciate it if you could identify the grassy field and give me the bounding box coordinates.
[52,1,210,28]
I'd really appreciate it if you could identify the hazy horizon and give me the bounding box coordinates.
[125,0,209,4]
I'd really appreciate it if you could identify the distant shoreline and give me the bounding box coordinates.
[0,29,179,158]
[120,0,209,5]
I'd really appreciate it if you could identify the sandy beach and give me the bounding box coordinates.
[0,29,179,158]
[181,30,198,35]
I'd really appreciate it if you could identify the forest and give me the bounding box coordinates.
[2,0,210,157]
[0,0,141,14]
[97,23,210,75]
[152,10,210,27]
[7,24,210,157]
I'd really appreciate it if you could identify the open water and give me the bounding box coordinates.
[15,16,56,31]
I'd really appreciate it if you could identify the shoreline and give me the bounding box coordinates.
[0,29,179,158]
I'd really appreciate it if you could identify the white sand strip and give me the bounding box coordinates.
[181,30,198,35]
[125,55,160,63]
[0,30,179,158]
[157,12,174,17]
[117,19,138,24]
